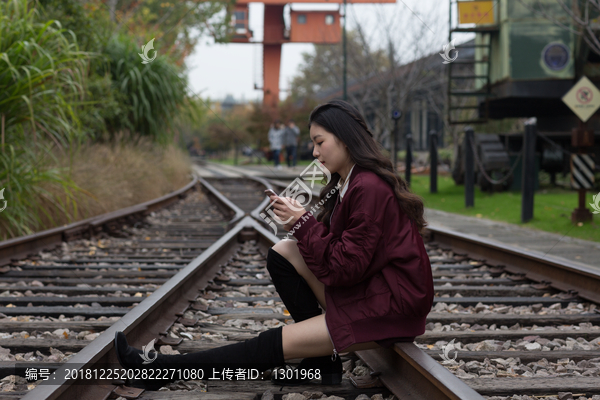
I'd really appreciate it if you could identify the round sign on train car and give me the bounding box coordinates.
[542,42,570,71]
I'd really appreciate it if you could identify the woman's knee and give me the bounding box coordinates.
[268,241,301,277]
[281,315,334,359]
[271,240,297,262]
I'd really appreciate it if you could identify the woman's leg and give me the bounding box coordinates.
[271,243,382,356]
[267,241,336,384]
[267,241,380,384]
[282,314,381,359]
[271,239,325,309]
[115,316,381,381]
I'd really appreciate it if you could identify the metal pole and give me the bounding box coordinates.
[392,119,398,171]
[430,130,438,193]
[405,133,412,188]
[234,138,238,166]
[343,0,347,101]
[521,118,537,223]
[465,126,474,208]
[448,0,452,45]
[447,0,452,126]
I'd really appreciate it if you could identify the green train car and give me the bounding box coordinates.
[448,0,599,189]
[449,0,599,123]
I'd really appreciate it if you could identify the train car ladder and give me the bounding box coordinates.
[447,0,499,125]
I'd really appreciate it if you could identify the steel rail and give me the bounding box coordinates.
[356,344,484,400]
[197,176,245,229]
[0,174,199,267]
[425,223,600,305]
[224,171,600,399]
[19,169,600,400]
[20,176,273,400]
[17,173,474,400]
[21,216,253,400]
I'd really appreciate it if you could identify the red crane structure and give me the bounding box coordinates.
[230,0,395,114]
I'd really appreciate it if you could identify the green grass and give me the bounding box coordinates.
[409,174,600,243]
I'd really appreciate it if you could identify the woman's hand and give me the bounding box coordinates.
[267,195,307,231]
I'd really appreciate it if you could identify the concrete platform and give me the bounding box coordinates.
[193,163,600,273]
[425,209,600,273]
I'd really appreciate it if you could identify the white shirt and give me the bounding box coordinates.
[336,164,356,199]
[329,164,356,226]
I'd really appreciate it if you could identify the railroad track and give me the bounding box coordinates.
[0,172,598,400]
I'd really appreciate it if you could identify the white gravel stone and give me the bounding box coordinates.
[524,342,541,351]
[282,393,307,400]
[52,329,69,338]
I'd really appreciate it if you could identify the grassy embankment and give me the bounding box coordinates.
[2,142,192,240]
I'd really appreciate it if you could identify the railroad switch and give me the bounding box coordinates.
[238,227,258,242]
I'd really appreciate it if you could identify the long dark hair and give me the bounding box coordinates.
[308,100,427,232]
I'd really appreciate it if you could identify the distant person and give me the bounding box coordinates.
[283,120,300,168]
[268,120,285,170]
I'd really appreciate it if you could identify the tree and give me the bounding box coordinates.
[289,2,451,155]
[289,30,390,102]
[200,104,252,155]
[103,0,236,67]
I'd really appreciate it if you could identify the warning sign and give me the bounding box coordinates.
[562,76,600,122]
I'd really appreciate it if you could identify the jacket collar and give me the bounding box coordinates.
[337,164,356,199]
[337,164,366,202]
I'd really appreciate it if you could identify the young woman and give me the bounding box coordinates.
[114,100,433,389]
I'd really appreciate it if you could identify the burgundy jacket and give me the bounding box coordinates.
[291,165,434,352]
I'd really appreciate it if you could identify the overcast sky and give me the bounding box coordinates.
[185,0,472,103]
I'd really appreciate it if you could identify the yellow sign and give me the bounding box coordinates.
[458,1,495,25]
[562,76,600,122]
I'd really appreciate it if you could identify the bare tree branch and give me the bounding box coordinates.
[517,0,600,56]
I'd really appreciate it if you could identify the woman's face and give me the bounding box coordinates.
[310,123,351,175]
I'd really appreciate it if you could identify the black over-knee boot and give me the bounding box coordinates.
[115,327,284,390]
[266,248,342,385]
[267,248,322,321]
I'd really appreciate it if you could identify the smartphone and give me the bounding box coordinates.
[264,189,278,197]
